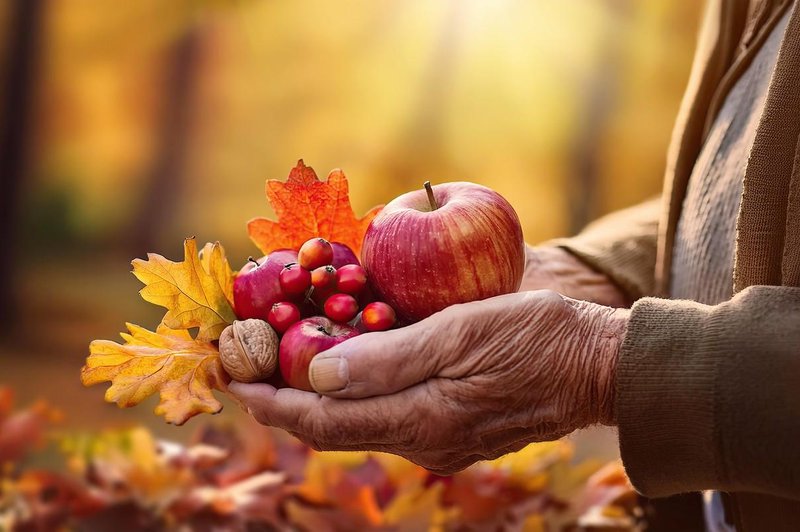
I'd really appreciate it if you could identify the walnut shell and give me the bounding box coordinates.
[219,319,278,383]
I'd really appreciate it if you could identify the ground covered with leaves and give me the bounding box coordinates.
[0,386,645,531]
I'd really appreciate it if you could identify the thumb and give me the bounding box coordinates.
[308,327,440,399]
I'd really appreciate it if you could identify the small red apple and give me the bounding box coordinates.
[311,265,337,291]
[267,301,301,334]
[324,293,359,323]
[361,302,396,331]
[362,182,524,322]
[279,316,359,391]
[233,249,298,320]
[279,263,311,296]
[336,264,367,295]
[298,238,334,270]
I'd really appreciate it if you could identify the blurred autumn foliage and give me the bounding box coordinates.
[1,1,700,257]
[0,0,701,529]
[0,387,644,530]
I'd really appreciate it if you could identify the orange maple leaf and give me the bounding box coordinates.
[81,324,229,425]
[247,160,383,258]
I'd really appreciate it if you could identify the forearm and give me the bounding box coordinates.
[523,245,629,307]
[547,197,661,300]
[616,286,800,499]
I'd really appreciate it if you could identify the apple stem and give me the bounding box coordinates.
[424,181,438,211]
[247,256,260,267]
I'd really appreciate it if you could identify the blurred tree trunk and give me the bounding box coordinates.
[130,27,204,257]
[566,1,631,234]
[0,0,45,332]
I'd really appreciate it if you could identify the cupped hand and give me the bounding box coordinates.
[229,290,628,475]
[521,245,629,307]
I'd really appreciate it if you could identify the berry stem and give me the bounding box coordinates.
[247,256,260,267]
[424,181,438,211]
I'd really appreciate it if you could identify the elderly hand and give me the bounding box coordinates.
[521,245,628,307]
[229,290,628,475]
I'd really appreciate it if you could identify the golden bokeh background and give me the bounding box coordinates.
[1,0,699,443]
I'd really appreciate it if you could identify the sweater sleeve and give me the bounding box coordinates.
[548,198,661,300]
[617,285,800,499]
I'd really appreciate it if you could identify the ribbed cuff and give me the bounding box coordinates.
[616,297,720,497]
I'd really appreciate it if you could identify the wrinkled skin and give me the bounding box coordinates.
[230,245,629,475]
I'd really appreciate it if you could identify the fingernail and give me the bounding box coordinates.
[309,357,348,393]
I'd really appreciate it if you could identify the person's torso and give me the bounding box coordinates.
[667,6,793,531]
[670,9,790,305]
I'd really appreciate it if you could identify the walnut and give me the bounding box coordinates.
[218,319,278,383]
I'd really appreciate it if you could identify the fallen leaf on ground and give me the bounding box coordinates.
[0,388,60,465]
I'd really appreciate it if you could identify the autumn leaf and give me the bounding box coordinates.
[1,406,641,530]
[179,471,285,518]
[198,241,235,309]
[248,160,383,257]
[81,324,229,425]
[132,238,236,342]
[383,482,445,531]
[7,470,109,528]
[0,392,60,464]
[83,238,234,425]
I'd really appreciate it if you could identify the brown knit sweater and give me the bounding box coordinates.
[672,9,788,307]
[555,0,800,530]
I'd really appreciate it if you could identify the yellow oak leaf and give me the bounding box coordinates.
[199,241,235,309]
[132,238,236,342]
[81,323,229,425]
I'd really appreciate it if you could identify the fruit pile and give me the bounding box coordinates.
[228,237,396,391]
[81,162,525,425]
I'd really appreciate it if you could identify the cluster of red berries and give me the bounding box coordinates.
[266,237,396,334]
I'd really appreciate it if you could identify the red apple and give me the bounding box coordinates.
[267,301,301,334]
[299,237,334,271]
[336,264,367,295]
[362,182,524,322]
[331,242,360,268]
[279,316,359,391]
[324,293,359,323]
[311,265,337,291]
[361,302,397,331]
[233,249,298,320]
